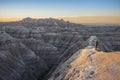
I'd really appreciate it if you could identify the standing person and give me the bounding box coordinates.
[95,40,98,50]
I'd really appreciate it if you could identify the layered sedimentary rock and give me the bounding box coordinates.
[0,32,48,80]
[0,18,120,80]
[21,38,60,68]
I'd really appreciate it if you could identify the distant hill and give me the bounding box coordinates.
[0,17,83,28]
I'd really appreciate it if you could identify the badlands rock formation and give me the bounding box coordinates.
[64,50,120,80]
[49,36,120,80]
[0,18,120,80]
[0,32,48,80]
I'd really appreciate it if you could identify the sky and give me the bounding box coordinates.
[0,0,120,23]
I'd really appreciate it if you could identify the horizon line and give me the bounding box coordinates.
[0,16,120,24]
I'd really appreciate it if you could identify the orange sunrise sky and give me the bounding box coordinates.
[0,0,120,24]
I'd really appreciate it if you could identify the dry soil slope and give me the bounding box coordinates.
[64,49,120,80]
[48,36,120,80]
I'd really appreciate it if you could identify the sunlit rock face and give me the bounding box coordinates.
[49,36,120,80]
[64,50,120,80]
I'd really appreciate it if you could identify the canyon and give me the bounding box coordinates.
[0,18,120,80]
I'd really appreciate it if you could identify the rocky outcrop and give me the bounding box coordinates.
[49,36,120,80]
[0,32,48,80]
[0,26,42,39]
[21,39,60,68]
[48,49,81,80]
[64,49,120,80]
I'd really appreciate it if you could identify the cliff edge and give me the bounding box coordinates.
[49,36,120,80]
[64,49,120,80]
